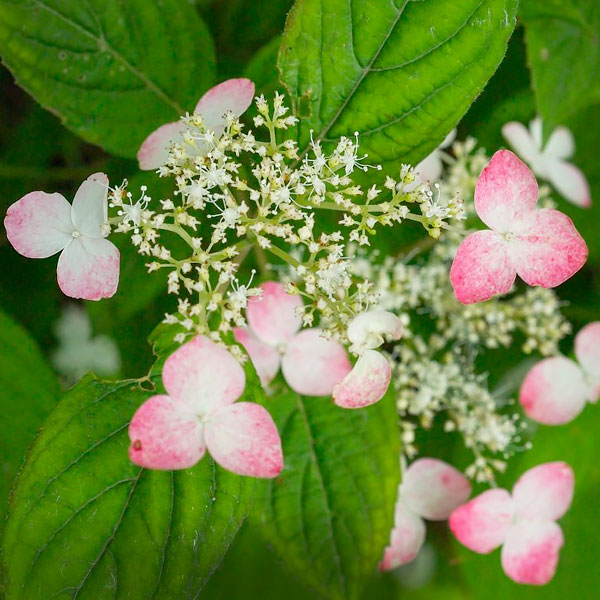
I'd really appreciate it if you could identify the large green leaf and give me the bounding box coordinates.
[1,375,254,599]
[253,390,401,600]
[0,309,60,519]
[278,0,518,169]
[521,0,600,130]
[0,0,215,158]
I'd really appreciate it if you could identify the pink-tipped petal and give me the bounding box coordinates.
[450,230,515,304]
[234,327,280,386]
[137,121,184,170]
[194,78,255,132]
[247,281,303,345]
[575,322,600,389]
[519,357,588,425]
[347,310,403,351]
[501,522,564,585]
[511,208,588,288]
[502,122,539,164]
[162,335,246,413]
[475,150,539,232]
[128,395,205,470]
[402,458,472,521]
[545,126,575,160]
[332,349,391,409]
[449,489,514,554]
[281,328,352,396]
[513,462,574,522]
[4,191,72,258]
[71,173,109,237]
[57,237,120,300]
[204,402,283,478]
[546,158,591,208]
[380,501,426,571]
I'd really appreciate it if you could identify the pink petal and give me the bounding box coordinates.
[204,402,283,478]
[512,462,574,522]
[519,357,588,425]
[545,126,575,160]
[234,327,280,386]
[71,173,108,237]
[194,78,255,133]
[575,322,600,385]
[402,458,471,521]
[281,328,352,396]
[162,335,246,414]
[474,150,539,232]
[347,310,403,351]
[137,121,184,170]
[332,349,390,409]
[57,237,120,300]
[502,122,539,164]
[449,489,514,553]
[380,501,426,571]
[4,191,72,258]
[450,230,516,304]
[501,522,564,585]
[546,158,591,208]
[128,394,205,470]
[510,208,588,288]
[247,281,303,345]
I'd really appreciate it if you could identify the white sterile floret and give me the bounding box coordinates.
[347,310,403,354]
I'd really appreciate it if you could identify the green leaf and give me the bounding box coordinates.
[521,0,600,129]
[1,375,254,599]
[0,309,60,519]
[244,37,283,98]
[253,390,401,600]
[278,0,518,168]
[0,0,216,158]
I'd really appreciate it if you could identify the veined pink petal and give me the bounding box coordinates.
[4,191,72,258]
[57,237,120,300]
[510,208,588,288]
[128,394,205,470]
[545,126,575,160]
[247,281,303,345]
[513,462,574,522]
[71,173,108,237]
[450,230,515,304]
[545,158,591,208]
[234,327,280,386]
[204,402,283,478]
[519,357,588,425]
[449,489,514,553]
[194,78,255,133]
[281,328,352,396]
[501,522,564,585]
[162,335,245,414]
[332,349,390,409]
[137,121,185,170]
[402,458,471,521]
[347,310,403,351]
[575,322,600,389]
[380,500,426,571]
[474,150,539,232]
[502,122,539,165]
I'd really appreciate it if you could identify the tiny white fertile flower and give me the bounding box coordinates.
[502,117,590,207]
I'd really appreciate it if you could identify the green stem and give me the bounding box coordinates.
[159,223,196,248]
[264,243,301,268]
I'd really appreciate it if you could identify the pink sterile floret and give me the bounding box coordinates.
[449,461,574,585]
[519,321,600,425]
[4,173,119,301]
[234,281,351,396]
[380,458,471,571]
[450,150,588,304]
[137,78,256,170]
[128,335,283,478]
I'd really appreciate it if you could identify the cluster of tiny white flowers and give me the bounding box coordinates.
[106,93,464,346]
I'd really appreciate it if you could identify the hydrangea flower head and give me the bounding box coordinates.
[4,173,120,300]
[129,335,283,478]
[450,462,574,585]
[450,150,588,304]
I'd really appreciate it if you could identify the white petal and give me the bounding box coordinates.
[501,121,539,164]
[440,128,457,149]
[529,117,543,151]
[380,501,426,570]
[194,78,255,132]
[71,173,109,237]
[347,310,403,352]
[414,152,443,184]
[546,158,591,208]
[544,126,575,160]
[137,121,185,170]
